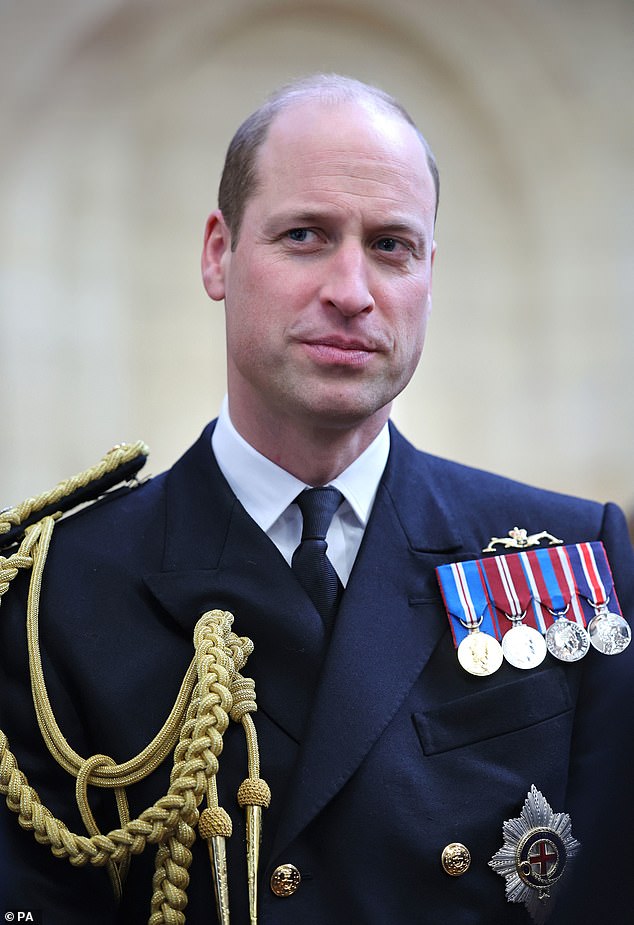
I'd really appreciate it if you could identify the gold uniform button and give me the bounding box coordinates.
[441,842,471,877]
[270,863,302,897]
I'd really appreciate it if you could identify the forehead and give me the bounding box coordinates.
[249,99,436,220]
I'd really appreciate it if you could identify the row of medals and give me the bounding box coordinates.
[458,599,631,677]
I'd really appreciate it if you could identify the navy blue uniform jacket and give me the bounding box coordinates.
[1,422,633,923]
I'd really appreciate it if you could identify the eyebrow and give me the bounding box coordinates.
[262,210,332,232]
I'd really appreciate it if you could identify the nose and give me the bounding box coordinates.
[319,241,375,317]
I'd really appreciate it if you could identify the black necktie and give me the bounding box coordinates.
[292,487,343,628]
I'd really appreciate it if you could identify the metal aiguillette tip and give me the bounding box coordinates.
[237,774,270,924]
[209,836,231,925]
[245,804,262,925]
[199,806,232,924]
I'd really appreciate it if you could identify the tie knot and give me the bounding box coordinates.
[295,487,343,541]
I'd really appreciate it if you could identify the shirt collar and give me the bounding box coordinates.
[211,396,390,533]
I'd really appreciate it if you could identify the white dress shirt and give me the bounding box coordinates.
[211,397,390,586]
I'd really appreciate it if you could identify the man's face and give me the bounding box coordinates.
[203,99,437,445]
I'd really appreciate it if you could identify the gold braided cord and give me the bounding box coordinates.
[0,449,269,922]
[0,442,149,537]
[0,552,33,598]
[0,608,254,922]
[147,620,252,925]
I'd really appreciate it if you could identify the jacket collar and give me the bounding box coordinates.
[151,420,463,569]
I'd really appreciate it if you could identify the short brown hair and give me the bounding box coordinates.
[218,74,439,248]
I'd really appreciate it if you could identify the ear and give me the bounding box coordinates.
[201,209,231,300]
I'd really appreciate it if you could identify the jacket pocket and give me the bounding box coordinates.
[413,667,572,756]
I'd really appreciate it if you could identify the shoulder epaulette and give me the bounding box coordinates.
[0,441,149,551]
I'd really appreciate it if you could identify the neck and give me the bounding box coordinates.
[227,400,390,485]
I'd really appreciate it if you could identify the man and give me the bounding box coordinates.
[1,74,633,924]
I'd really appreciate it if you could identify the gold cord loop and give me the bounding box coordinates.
[76,754,130,900]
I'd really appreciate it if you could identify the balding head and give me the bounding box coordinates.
[217,74,439,248]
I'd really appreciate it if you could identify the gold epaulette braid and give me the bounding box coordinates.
[0,441,149,547]
[0,448,268,924]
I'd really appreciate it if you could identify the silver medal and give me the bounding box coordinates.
[587,601,631,655]
[545,618,590,662]
[502,623,547,670]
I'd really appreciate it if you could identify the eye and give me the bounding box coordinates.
[375,237,408,254]
[286,228,314,243]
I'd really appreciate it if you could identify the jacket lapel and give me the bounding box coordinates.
[142,424,328,743]
[271,425,465,856]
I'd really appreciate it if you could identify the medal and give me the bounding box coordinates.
[544,604,590,662]
[437,539,629,674]
[457,616,503,677]
[545,617,590,662]
[479,555,546,669]
[436,559,504,676]
[490,785,580,924]
[566,543,631,655]
[501,616,547,670]
[517,547,590,663]
[587,599,632,655]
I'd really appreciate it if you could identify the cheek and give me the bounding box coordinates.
[224,272,272,342]
[389,301,430,380]
[391,288,431,349]
[226,308,270,365]
[227,258,312,325]
[400,321,426,370]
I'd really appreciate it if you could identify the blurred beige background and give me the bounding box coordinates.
[1,0,633,527]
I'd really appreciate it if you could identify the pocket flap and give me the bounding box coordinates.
[414,668,572,755]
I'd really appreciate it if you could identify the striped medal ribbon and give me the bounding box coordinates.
[436,541,630,674]
[436,559,503,676]
[517,547,590,662]
[479,555,547,669]
[566,542,631,655]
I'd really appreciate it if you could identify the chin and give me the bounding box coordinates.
[299,394,392,431]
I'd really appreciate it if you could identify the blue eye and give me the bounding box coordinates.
[287,228,310,242]
[376,237,399,252]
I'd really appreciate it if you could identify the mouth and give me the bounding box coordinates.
[300,338,378,366]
